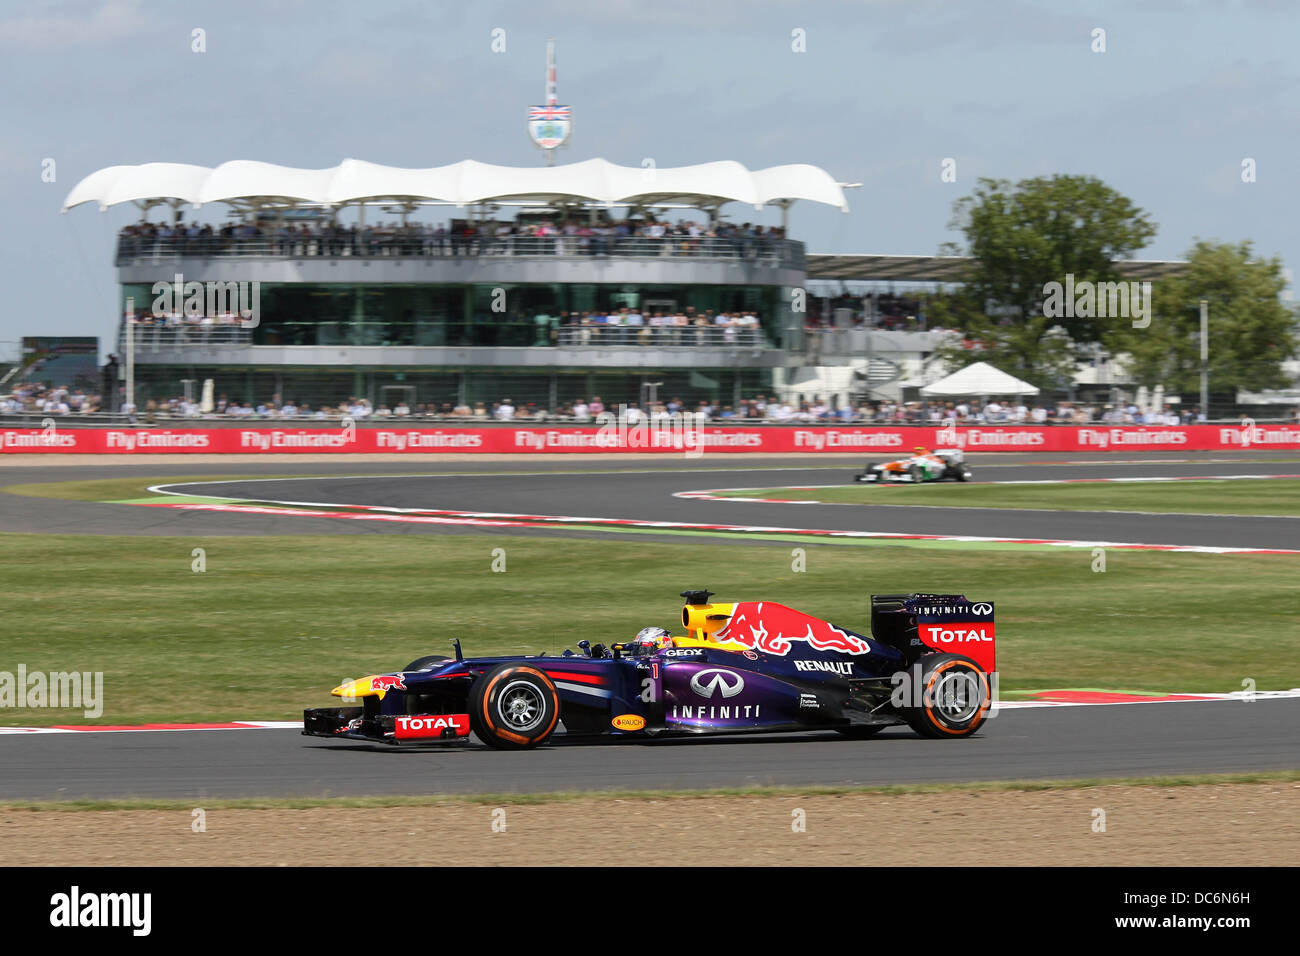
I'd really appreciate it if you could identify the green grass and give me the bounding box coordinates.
[5,770,1299,811]
[0,531,1296,725]
[714,477,1300,516]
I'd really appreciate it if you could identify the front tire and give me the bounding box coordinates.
[908,464,924,483]
[402,654,450,671]
[900,653,990,739]
[468,663,561,750]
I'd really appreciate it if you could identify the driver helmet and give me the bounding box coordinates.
[630,626,673,655]
[914,445,930,456]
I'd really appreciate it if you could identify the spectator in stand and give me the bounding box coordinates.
[588,395,605,417]
[494,398,515,421]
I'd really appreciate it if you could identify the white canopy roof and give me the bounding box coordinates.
[62,158,850,213]
[920,361,1040,397]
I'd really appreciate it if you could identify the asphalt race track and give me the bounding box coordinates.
[3,700,1298,800]
[1,451,1298,798]
[2,452,1299,549]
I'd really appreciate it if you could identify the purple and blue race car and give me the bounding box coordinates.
[304,590,997,748]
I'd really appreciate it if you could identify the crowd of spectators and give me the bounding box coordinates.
[2,382,101,415]
[803,293,939,333]
[124,307,250,329]
[555,308,764,346]
[117,216,789,260]
[846,399,1206,425]
[117,303,768,349]
[9,379,1297,426]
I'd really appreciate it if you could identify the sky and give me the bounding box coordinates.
[1,0,1297,354]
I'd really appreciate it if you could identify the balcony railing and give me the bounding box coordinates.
[120,325,253,353]
[553,326,767,348]
[118,322,771,351]
[115,234,805,270]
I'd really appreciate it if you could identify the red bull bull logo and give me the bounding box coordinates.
[715,602,873,656]
[370,675,407,693]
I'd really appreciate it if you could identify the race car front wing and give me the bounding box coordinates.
[303,706,473,745]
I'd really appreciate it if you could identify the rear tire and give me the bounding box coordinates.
[955,466,972,482]
[468,663,561,750]
[908,464,924,483]
[900,653,990,739]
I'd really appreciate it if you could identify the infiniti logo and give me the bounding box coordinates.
[970,603,993,616]
[690,668,745,699]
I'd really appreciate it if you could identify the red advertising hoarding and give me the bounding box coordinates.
[4,423,1300,454]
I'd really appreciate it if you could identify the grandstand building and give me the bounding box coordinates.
[60,159,1187,416]
[62,159,850,413]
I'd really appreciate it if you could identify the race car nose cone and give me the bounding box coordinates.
[331,674,405,699]
[331,679,363,698]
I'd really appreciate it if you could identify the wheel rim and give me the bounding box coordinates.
[932,669,983,724]
[497,680,546,733]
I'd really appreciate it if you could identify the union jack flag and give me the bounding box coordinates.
[529,105,571,121]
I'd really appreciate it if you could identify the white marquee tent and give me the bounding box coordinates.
[61,158,851,214]
[920,361,1039,397]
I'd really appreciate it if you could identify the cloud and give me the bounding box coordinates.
[0,0,150,52]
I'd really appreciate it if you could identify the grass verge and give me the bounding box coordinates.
[0,531,1297,724]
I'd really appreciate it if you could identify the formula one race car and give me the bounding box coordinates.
[303,590,996,749]
[854,446,973,483]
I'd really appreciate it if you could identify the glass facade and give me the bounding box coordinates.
[123,282,788,348]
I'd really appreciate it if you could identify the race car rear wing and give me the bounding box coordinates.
[870,593,996,673]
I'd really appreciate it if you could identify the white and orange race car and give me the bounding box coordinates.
[854,447,973,483]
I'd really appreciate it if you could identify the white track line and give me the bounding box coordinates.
[4,695,1298,734]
